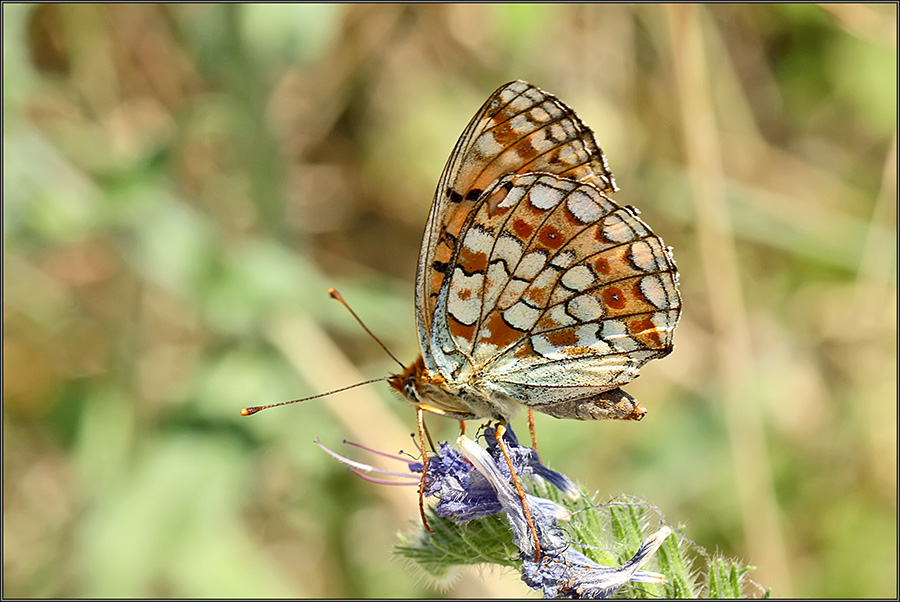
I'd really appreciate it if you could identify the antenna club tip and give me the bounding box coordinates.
[328,288,341,299]
[241,407,260,416]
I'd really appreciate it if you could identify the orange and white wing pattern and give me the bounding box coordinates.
[416,81,681,411]
[416,81,618,372]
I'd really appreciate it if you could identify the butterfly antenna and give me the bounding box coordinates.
[241,377,389,416]
[328,288,405,369]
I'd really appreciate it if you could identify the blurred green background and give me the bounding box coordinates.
[3,4,896,598]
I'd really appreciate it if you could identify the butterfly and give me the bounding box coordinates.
[244,80,681,560]
[385,80,682,557]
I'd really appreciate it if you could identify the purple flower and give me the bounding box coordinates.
[520,526,670,599]
[317,430,670,599]
[453,434,570,555]
[455,434,670,598]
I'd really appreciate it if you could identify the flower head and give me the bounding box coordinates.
[520,526,670,599]
[454,433,669,598]
[318,429,671,598]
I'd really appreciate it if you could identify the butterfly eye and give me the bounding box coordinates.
[404,380,421,402]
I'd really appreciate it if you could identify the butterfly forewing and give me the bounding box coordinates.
[416,81,620,373]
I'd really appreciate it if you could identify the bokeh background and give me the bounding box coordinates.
[3,3,896,598]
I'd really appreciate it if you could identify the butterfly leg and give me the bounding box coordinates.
[527,409,540,460]
[495,420,542,561]
[415,405,433,532]
[414,404,475,533]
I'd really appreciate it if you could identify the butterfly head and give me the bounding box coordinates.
[388,355,428,404]
[388,355,480,420]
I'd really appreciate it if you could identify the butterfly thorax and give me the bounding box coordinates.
[389,355,519,422]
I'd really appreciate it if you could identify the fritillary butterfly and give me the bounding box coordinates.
[244,80,682,560]
[389,80,681,426]
[381,80,682,558]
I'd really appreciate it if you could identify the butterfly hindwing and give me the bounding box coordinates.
[431,172,679,405]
